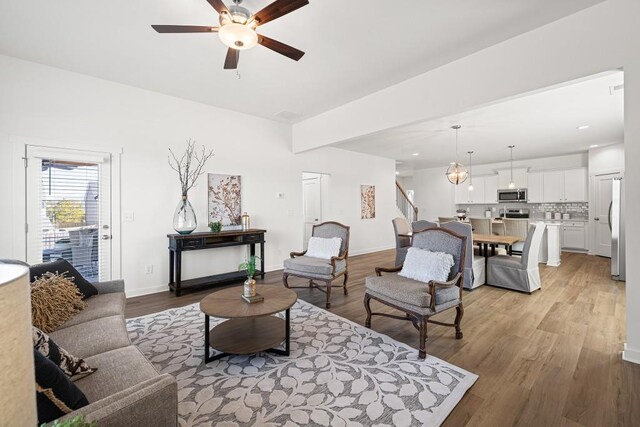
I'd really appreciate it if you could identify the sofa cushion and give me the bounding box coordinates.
[75,346,160,402]
[49,315,130,359]
[284,256,346,277]
[58,293,126,329]
[34,350,89,424]
[33,326,97,379]
[30,259,98,299]
[31,272,86,333]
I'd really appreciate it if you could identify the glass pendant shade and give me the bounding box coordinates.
[218,23,258,50]
[508,181,516,189]
[446,162,468,185]
[173,195,197,235]
[468,183,474,191]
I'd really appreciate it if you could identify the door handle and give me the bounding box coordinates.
[102,235,112,240]
[594,218,599,221]
[608,202,613,232]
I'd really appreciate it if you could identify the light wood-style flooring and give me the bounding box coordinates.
[126,250,640,426]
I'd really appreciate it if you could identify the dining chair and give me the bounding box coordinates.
[438,217,457,224]
[412,220,438,232]
[441,221,486,289]
[503,218,530,254]
[486,222,546,293]
[392,217,411,266]
[469,217,491,235]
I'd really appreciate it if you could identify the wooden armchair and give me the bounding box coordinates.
[364,227,467,358]
[283,222,350,309]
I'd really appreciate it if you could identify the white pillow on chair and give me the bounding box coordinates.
[399,247,455,283]
[306,237,342,259]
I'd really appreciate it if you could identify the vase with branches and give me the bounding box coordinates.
[168,139,214,234]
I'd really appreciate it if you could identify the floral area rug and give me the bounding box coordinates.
[127,300,477,427]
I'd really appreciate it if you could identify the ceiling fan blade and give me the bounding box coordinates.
[252,0,309,26]
[206,0,230,15]
[224,48,239,69]
[151,25,219,33]
[258,35,305,61]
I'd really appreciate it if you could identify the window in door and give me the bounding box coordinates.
[26,146,112,282]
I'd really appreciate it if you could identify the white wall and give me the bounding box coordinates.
[589,143,625,175]
[412,153,588,221]
[0,55,396,297]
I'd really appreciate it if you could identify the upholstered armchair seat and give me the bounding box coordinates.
[283,221,350,308]
[364,227,467,358]
[365,273,460,311]
[283,256,346,278]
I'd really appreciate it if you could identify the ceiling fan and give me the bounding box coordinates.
[151,0,308,69]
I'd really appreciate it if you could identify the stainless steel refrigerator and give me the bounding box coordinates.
[611,177,626,281]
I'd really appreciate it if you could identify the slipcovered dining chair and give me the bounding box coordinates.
[469,218,491,235]
[283,222,350,309]
[412,220,438,232]
[392,217,411,266]
[441,221,485,289]
[438,217,457,224]
[364,227,467,358]
[503,218,530,254]
[486,222,546,293]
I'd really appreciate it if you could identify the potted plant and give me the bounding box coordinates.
[208,221,222,233]
[239,255,260,298]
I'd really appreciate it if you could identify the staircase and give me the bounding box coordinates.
[396,180,418,222]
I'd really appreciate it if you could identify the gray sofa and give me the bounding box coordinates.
[0,256,179,427]
[46,278,177,426]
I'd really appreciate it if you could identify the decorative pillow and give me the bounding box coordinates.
[306,237,342,260]
[399,247,455,283]
[30,259,98,299]
[33,326,97,380]
[34,350,89,424]
[31,272,86,333]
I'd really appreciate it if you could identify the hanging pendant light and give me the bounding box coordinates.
[467,151,474,191]
[508,145,516,189]
[446,125,468,185]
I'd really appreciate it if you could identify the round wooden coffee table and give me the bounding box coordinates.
[200,285,297,363]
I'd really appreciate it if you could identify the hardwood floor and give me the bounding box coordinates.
[125,250,640,426]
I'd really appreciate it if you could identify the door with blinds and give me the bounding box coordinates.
[25,146,112,282]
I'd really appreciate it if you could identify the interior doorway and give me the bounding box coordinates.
[593,172,622,258]
[302,172,330,249]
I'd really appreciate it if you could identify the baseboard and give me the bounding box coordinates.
[126,284,168,298]
[622,344,640,365]
[349,245,395,257]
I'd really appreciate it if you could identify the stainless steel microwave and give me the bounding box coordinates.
[497,189,528,203]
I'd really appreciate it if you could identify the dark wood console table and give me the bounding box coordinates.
[167,229,266,296]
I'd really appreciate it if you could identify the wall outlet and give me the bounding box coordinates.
[123,212,135,222]
[276,192,284,199]
[144,264,153,274]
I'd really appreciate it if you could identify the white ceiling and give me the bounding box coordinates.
[334,71,624,174]
[0,0,603,123]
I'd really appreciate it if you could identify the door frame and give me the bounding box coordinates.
[10,136,123,279]
[589,167,624,257]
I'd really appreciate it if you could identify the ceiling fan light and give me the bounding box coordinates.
[218,23,258,50]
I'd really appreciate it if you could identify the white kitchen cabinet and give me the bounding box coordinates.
[527,171,544,203]
[483,175,499,204]
[454,175,497,204]
[562,221,588,250]
[563,168,588,202]
[541,168,588,203]
[498,168,528,189]
[543,170,565,202]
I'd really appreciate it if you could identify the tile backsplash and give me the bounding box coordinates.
[457,202,589,220]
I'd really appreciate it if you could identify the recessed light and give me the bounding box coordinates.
[412,153,419,156]
[395,171,400,175]
[590,144,599,148]
[576,125,590,130]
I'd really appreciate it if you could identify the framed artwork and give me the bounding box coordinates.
[361,185,376,219]
[208,174,241,225]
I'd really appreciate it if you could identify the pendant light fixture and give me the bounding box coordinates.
[467,151,474,191]
[508,145,516,189]
[446,125,468,185]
